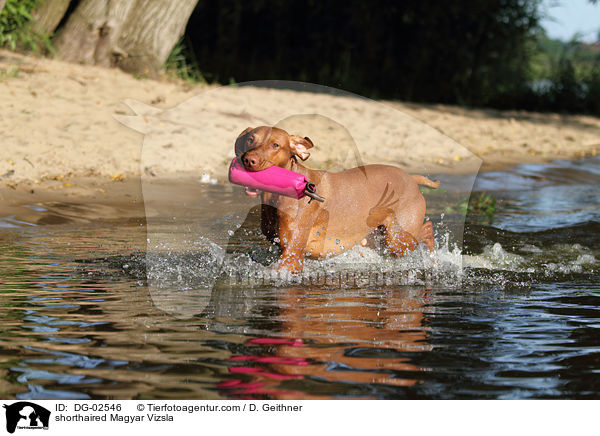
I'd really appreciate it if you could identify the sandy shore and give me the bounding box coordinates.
[1,49,599,207]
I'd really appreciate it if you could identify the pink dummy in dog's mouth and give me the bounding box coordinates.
[228,157,325,203]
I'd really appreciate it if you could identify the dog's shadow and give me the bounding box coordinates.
[223,203,281,267]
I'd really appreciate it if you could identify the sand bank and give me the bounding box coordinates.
[1,49,599,206]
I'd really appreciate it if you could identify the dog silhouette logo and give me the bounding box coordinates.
[3,402,50,433]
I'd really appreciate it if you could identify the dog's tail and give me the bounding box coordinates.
[411,174,440,189]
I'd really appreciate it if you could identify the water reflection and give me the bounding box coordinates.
[217,287,431,399]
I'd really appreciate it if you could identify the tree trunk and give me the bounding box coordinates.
[31,0,71,35]
[0,0,6,14]
[53,0,136,67]
[116,0,198,75]
[52,0,198,75]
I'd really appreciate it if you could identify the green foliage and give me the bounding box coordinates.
[420,187,448,195]
[444,192,497,222]
[183,0,542,106]
[444,198,469,215]
[0,0,52,52]
[517,31,600,114]
[0,67,20,80]
[164,37,206,83]
[174,0,600,114]
[468,193,497,221]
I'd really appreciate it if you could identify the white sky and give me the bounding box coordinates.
[540,0,600,42]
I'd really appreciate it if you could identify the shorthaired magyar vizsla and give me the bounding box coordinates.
[235,126,439,273]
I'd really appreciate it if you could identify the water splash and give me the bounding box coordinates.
[143,224,599,300]
[143,229,466,294]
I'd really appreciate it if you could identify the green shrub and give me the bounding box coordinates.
[0,0,51,52]
[164,37,206,83]
[468,193,497,222]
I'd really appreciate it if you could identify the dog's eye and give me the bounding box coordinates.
[272,143,280,148]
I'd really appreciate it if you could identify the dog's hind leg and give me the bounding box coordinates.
[418,221,435,252]
[382,220,419,257]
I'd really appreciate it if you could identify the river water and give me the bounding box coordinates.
[0,156,598,399]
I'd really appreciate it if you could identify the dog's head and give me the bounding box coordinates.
[235,126,313,171]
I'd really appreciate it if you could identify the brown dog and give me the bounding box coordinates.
[235,126,439,273]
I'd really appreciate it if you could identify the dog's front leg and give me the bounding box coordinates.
[276,202,318,274]
[277,220,311,274]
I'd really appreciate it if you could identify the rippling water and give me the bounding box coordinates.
[0,157,598,399]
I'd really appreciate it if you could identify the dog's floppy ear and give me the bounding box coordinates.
[237,127,253,140]
[289,135,314,161]
[235,127,254,156]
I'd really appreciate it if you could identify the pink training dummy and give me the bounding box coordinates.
[228,157,325,203]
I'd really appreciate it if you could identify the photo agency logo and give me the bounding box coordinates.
[114,80,481,319]
[3,402,50,433]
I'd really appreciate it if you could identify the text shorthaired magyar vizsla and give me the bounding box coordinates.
[235,126,439,273]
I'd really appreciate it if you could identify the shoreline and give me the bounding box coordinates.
[2,49,600,212]
[1,153,597,220]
